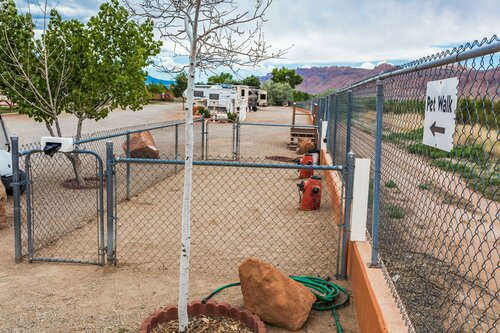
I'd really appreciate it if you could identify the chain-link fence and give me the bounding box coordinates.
[315,36,499,333]
[13,108,348,281]
[14,119,204,262]
[112,158,344,279]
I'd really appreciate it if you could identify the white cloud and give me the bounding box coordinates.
[360,62,375,69]
[16,0,500,77]
[260,0,499,66]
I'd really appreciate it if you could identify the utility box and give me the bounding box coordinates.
[41,137,74,154]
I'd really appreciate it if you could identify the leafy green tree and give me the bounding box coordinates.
[241,75,261,88]
[0,0,160,184]
[271,67,303,88]
[208,72,234,84]
[293,90,312,102]
[147,83,167,94]
[170,72,188,97]
[261,81,293,106]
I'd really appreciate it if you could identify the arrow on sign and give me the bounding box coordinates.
[430,121,446,136]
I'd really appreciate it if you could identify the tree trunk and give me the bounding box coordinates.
[178,2,201,332]
[177,50,196,333]
[68,153,86,187]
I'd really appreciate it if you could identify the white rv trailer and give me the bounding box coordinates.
[184,84,267,120]
[257,90,268,107]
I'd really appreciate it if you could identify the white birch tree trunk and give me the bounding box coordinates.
[178,3,200,331]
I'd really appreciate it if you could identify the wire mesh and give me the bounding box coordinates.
[17,119,204,260]
[24,151,103,264]
[113,160,343,280]
[324,36,499,333]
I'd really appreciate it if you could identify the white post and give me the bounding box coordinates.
[320,120,328,149]
[350,158,371,241]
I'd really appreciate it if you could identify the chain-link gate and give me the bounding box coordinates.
[108,153,346,280]
[23,150,105,265]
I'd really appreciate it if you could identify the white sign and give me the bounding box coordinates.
[423,77,458,152]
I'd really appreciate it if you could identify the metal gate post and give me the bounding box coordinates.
[345,90,353,163]
[125,132,131,200]
[332,93,338,164]
[205,121,209,160]
[105,141,115,265]
[175,124,179,173]
[11,136,22,262]
[339,151,355,279]
[232,121,236,160]
[236,121,241,160]
[201,115,205,159]
[371,80,384,267]
[313,103,318,126]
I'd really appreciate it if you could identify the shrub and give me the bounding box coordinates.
[386,205,405,219]
[385,180,397,189]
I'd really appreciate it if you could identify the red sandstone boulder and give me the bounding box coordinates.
[239,257,315,331]
[122,131,160,159]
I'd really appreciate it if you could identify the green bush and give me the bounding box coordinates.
[198,107,211,118]
[386,205,405,219]
[383,128,423,144]
[227,112,237,121]
[456,97,499,127]
[385,180,397,189]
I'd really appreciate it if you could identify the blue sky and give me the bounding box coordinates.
[16,0,500,80]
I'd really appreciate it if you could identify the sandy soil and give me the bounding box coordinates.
[0,106,360,333]
[2,102,185,146]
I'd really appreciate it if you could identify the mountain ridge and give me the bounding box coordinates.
[260,63,395,94]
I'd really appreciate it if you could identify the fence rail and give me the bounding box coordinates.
[309,35,499,333]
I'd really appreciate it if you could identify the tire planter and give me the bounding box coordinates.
[139,300,266,333]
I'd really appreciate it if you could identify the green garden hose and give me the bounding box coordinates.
[202,275,350,333]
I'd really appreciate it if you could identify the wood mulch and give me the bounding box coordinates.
[151,315,254,333]
[265,155,297,162]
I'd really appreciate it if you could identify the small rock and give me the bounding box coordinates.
[122,131,160,159]
[239,257,315,331]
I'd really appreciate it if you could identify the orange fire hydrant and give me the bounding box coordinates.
[298,154,314,179]
[297,175,322,211]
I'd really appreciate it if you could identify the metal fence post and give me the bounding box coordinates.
[332,93,338,164]
[201,114,205,159]
[236,121,241,160]
[205,121,209,160]
[340,151,355,279]
[175,124,179,173]
[11,136,22,262]
[105,141,115,265]
[371,80,384,267]
[313,102,318,127]
[125,132,131,200]
[345,90,353,163]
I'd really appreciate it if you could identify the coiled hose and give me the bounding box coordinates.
[202,275,349,333]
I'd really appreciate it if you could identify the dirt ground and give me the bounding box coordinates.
[2,102,185,146]
[0,106,360,333]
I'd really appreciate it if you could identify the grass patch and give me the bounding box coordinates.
[385,180,397,189]
[419,182,432,190]
[386,205,405,219]
[383,127,423,144]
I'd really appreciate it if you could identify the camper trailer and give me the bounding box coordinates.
[257,90,268,107]
[191,85,237,114]
[184,84,267,120]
